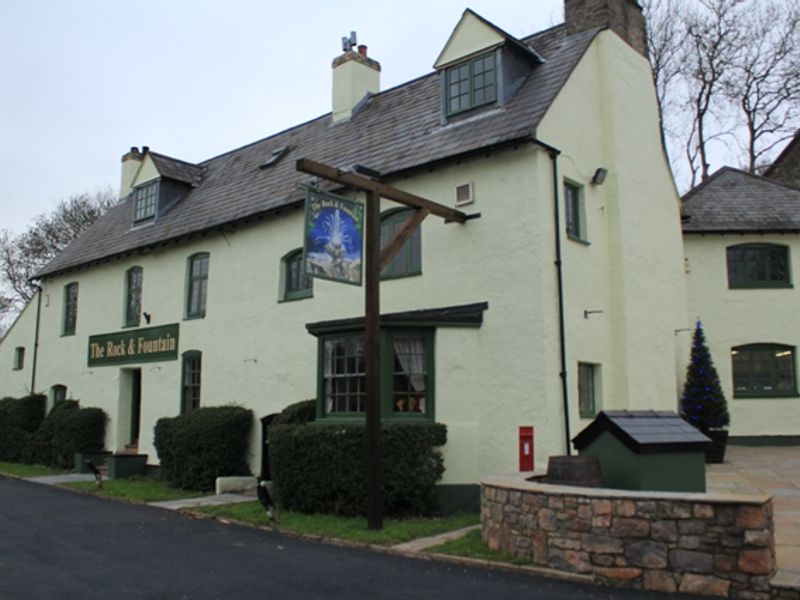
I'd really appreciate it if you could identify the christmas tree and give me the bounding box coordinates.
[680,321,730,433]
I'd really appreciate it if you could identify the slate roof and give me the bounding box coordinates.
[682,167,800,233]
[572,410,710,454]
[764,130,800,179]
[149,152,204,186]
[306,301,489,335]
[36,22,600,280]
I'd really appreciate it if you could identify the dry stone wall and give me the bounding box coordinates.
[482,476,776,599]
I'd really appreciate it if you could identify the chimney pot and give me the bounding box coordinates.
[142,145,150,154]
[358,45,367,57]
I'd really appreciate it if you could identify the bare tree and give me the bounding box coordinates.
[0,187,116,329]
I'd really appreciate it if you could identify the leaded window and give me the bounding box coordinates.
[13,347,24,370]
[62,282,78,336]
[446,52,497,115]
[380,209,421,279]
[578,362,599,417]
[282,249,312,301]
[125,267,143,326]
[182,351,202,414]
[186,253,209,318]
[726,244,790,288]
[133,181,158,222]
[564,181,585,241]
[731,344,797,398]
[323,336,366,414]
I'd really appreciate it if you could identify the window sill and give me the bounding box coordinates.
[728,284,793,290]
[315,415,434,424]
[567,234,590,246]
[280,290,313,303]
[381,270,422,281]
[733,392,799,399]
[184,314,206,321]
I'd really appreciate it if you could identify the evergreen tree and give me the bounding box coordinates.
[680,321,730,432]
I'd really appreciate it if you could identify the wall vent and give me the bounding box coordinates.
[455,182,474,206]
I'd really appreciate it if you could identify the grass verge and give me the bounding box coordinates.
[192,502,479,546]
[0,462,68,478]
[427,529,529,565]
[60,477,203,503]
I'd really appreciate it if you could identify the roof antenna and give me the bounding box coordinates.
[341,31,357,52]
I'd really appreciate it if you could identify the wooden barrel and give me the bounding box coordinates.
[544,455,604,487]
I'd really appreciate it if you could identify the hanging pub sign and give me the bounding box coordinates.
[304,187,364,286]
[87,323,179,367]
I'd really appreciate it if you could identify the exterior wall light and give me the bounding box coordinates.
[591,168,608,186]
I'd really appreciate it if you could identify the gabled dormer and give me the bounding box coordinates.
[120,146,203,226]
[434,9,543,121]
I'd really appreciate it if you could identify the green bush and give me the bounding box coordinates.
[0,394,47,462]
[154,405,253,491]
[28,401,107,468]
[271,399,316,425]
[269,422,446,517]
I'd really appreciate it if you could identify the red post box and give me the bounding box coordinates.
[519,426,534,471]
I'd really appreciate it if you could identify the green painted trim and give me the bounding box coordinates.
[280,248,313,301]
[123,266,143,328]
[62,282,78,336]
[436,484,480,515]
[445,51,498,117]
[180,350,202,415]
[726,242,792,288]
[185,252,209,319]
[380,208,422,280]
[729,435,800,446]
[87,324,179,367]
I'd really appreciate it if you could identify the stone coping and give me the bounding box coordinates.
[481,473,771,506]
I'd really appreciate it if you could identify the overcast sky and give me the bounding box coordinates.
[0,0,566,234]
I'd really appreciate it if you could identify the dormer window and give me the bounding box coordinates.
[446,52,497,115]
[133,181,159,222]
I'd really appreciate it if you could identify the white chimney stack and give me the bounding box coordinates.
[331,37,381,123]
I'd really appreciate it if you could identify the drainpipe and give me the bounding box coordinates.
[532,138,572,456]
[30,284,43,393]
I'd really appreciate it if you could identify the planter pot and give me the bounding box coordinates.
[704,429,729,464]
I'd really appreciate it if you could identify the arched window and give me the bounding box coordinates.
[380,209,421,279]
[726,243,790,288]
[125,266,143,327]
[181,351,202,414]
[51,384,67,406]
[186,253,209,318]
[731,344,797,397]
[281,248,312,301]
[62,282,78,336]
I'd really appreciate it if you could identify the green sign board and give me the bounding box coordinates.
[88,324,179,367]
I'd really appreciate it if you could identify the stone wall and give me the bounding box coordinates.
[482,476,775,599]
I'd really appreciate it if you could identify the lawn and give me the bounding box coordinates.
[0,462,68,478]
[61,478,203,503]
[192,501,479,546]
[427,529,529,565]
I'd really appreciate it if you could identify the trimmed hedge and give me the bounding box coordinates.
[0,394,46,462]
[154,405,253,491]
[271,399,316,426]
[269,422,447,517]
[28,401,107,468]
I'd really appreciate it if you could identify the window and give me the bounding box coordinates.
[125,267,143,327]
[51,384,67,406]
[446,52,497,115]
[564,181,586,242]
[133,181,159,222]
[13,347,25,370]
[181,351,202,414]
[380,209,421,279]
[62,282,78,336]
[726,244,791,288]
[578,363,600,417]
[320,330,433,419]
[731,344,797,398]
[186,253,209,318]
[281,249,312,301]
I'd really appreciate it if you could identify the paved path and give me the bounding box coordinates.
[0,477,705,600]
[707,445,800,582]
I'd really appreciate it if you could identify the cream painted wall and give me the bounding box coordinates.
[434,11,504,69]
[684,233,800,436]
[0,294,39,397]
[332,58,380,122]
[537,30,688,436]
[130,155,160,188]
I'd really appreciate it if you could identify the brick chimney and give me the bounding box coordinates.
[332,43,381,122]
[564,0,648,58]
[119,146,143,199]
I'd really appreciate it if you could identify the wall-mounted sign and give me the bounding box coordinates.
[88,324,179,367]
[304,188,364,286]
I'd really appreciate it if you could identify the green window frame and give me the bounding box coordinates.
[51,384,67,406]
[181,350,202,414]
[62,282,78,336]
[380,209,421,279]
[281,248,312,301]
[125,266,143,327]
[726,243,791,288]
[133,181,159,222]
[13,347,25,370]
[578,362,600,417]
[731,344,797,398]
[445,52,497,115]
[318,329,434,421]
[186,253,209,319]
[564,181,586,242]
